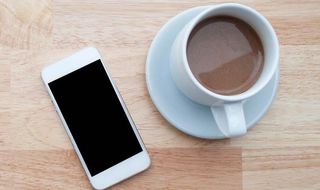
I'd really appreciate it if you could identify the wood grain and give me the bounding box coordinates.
[243,147,320,190]
[0,148,242,190]
[0,0,52,49]
[0,0,320,189]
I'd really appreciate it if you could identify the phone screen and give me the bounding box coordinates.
[48,60,143,176]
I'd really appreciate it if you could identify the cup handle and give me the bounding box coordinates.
[210,102,247,137]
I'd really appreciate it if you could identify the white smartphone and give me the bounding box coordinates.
[41,47,151,189]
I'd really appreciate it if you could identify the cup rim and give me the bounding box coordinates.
[181,3,279,102]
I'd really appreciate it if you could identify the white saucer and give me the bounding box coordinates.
[146,6,279,139]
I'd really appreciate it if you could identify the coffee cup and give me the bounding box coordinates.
[170,3,279,137]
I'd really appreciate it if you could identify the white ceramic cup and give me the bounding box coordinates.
[170,3,279,137]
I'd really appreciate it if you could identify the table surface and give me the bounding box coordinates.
[0,0,320,189]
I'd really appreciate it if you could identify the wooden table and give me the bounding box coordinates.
[0,0,319,189]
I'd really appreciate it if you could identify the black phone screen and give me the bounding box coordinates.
[48,60,142,176]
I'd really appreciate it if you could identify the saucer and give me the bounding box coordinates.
[146,6,279,139]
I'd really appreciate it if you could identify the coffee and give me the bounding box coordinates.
[187,16,264,95]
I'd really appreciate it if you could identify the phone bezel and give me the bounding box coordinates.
[41,47,151,190]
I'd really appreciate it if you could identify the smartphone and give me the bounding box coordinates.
[41,47,151,189]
